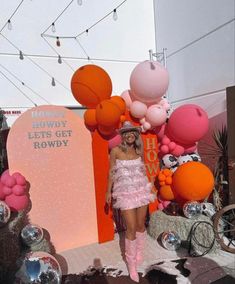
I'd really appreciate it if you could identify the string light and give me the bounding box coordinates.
[7,19,13,30]
[51,22,56,33]
[19,50,24,60]
[85,29,89,36]
[51,77,56,86]
[113,9,118,21]
[56,37,61,46]
[58,55,62,64]
[77,0,82,5]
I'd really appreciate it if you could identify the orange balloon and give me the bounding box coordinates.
[98,124,116,136]
[84,109,97,127]
[96,100,121,127]
[71,64,112,108]
[172,161,214,201]
[110,96,126,114]
[159,185,175,201]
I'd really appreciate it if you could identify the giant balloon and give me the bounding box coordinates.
[172,161,214,201]
[71,64,112,108]
[130,60,169,103]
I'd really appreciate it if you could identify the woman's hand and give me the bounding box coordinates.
[105,191,112,205]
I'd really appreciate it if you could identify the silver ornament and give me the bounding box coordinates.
[201,202,216,218]
[15,251,62,284]
[161,231,181,250]
[183,201,202,219]
[0,200,11,227]
[21,224,44,246]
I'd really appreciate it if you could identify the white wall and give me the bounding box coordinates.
[154,0,235,118]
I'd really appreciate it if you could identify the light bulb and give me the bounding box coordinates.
[58,55,62,64]
[51,23,56,33]
[85,29,89,36]
[7,19,12,30]
[56,37,61,47]
[19,50,24,60]
[113,9,118,21]
[51,77,56,86]
[77,0,82,5]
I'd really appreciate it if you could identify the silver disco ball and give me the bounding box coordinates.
[183,201,202,219]
[161,231,181,250]
[15,251,62,284]
[0,200,11,227]
[21,224,44,246]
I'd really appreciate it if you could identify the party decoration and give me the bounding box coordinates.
[71,64,112,108]
[161,154,178,172]
[120,90,133,108]
[96,100,121,127]
[130,60,169,103]
[167,104,209,144]
[15,251,62,284]
[161,231,181,250]
[130,101,147,118]
[183,201,202,219]
[201,202,216,218]
[0,170,29,212]
[110,96,126,115]
[108,134,122,149]
[21,224,44,246]
[159,185,175,201]
[158,104,209,156]
[83,109,97,128]
[145,105,167,127]
[0,200,11,227]
[172,161,214,201]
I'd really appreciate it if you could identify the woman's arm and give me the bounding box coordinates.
[105,148,117,205]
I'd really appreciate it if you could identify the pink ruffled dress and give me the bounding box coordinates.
[112,157,156,210]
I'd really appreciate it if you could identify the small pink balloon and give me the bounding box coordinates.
[12,184,25,196]
[12,172,26,186]
[3,186,12,196]
[0,170,10,184]
[162,136,170,145]
[140,117,146,124]
[4,176,17,188]
[130,101,147,119]
[168,142,176,151]
[143,121,151,130]
[5,194,29,212]
[158,203,164,210]
[171,145,185,156]
[130,60,169,103]
[145,105,167,126]
[160,145,169,154]
[120,90,132,109]
[108,134,122,149]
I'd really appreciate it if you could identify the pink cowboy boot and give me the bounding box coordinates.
[136,231,146,266]
[125,238,139,282]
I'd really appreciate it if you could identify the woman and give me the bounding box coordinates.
[106,121,156,282]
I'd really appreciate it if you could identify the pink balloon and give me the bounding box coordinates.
[130,101,147,118]
[12,172,27,186]
[12,184,25,196]
[145,105,167,126]
[5,194,29,212]
[130,60,169,103]
[168,142,176,151]
[120,90,132,109]
[4,175,16,188]
[167,104,209,144]
[3,186,12,196]
[143,121,151,130]
[0,170,10,184]
[108,134,122,149]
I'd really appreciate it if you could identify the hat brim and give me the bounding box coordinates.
[118,126,142,134]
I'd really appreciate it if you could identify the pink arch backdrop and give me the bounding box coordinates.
[7,105,98,252]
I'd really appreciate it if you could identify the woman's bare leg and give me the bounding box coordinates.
[121,208,137,240]
[136,205,148,232]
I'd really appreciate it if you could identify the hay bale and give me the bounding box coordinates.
[148,210,220,255]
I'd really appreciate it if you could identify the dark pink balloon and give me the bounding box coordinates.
[12,184,25,196]
[12,172,27,186]
[167,104,209,144]
[0,182,6,200]
[5,194,29,212]
[3,186,12,196]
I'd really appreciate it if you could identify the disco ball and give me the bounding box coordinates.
[161,231,181,250]
[183,201,202,219]
[21,224,44,246]
[0,200,11,227]
[15,251,62,284]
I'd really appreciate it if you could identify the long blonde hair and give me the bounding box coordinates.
[119,130,143,155]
